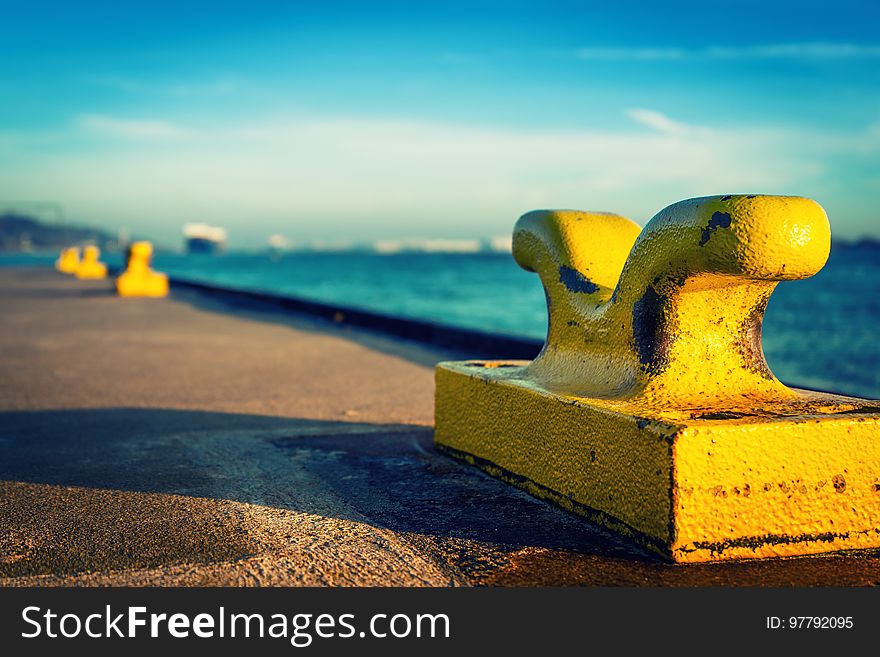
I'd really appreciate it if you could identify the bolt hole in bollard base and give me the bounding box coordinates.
[434,195,880,563]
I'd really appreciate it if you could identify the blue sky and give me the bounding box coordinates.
[1,0,878,246]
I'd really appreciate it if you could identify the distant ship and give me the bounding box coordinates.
[183,223,227,254]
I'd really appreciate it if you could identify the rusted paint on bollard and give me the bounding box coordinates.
[434,194,880,563]
[116,241,169,297]
[55,247,80,274]
[74,245,108,280]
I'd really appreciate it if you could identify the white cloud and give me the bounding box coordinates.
[707,43,880,60]
[86,75,242,97]
[626,109,692,135]
[78,114,191,140]
[575,47,685,61]
[576,42,880,62]
[0,110,874,243]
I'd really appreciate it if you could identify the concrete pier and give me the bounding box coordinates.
[1,268,878,586]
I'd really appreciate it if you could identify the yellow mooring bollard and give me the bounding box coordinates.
[116,241,169,297]
[55,247,81,274]
[434,194,880,562]
[74,245,108,280]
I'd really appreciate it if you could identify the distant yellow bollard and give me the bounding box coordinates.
[55,247,81,274]
[435,194,880,562]
[116,241,169,298]
[74,245,108,280]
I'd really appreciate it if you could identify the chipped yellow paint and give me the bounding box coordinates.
[116,241,169,297]
[74,245,108,280]
[435,194,880,562]
[55,247,80,274]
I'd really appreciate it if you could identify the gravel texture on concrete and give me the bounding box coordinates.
[1,267,878,586]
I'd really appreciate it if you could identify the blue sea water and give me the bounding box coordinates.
[4,246,879,398]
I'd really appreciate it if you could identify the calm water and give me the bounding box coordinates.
[5,246,879,398]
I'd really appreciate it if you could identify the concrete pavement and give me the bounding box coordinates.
[1,267,879,586]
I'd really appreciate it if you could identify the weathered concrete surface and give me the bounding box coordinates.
[1,267,879,586]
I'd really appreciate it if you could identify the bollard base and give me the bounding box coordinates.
[435,361,880,563]
[116,273,169,298]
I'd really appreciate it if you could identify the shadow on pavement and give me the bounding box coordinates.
[2,407,879,586]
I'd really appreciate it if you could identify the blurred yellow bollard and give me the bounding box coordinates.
[74,245,108,280]
[435,194,880,562]
[55,247,81,274]
[116,241,169,298]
